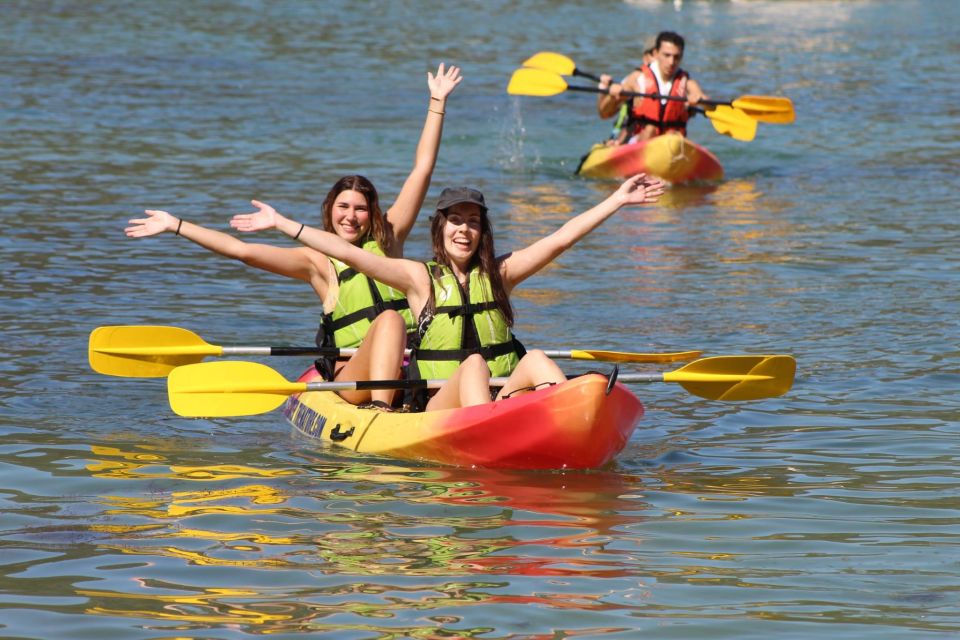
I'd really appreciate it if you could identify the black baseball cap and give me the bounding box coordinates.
[436,187,487,213]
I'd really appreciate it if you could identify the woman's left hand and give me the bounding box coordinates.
[617,173,666,206]
[428,62,463,101]
[230,200,282,233]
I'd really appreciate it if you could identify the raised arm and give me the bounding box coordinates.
[500,174,665,290]
[383,63,463,252]
[231,201,427,300]
[126,209,325,287]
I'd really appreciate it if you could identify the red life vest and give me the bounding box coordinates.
[629,65,690,136]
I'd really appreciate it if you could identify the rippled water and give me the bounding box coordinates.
[2,1,959,637]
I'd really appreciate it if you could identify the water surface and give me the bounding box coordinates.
[2,1,959,638]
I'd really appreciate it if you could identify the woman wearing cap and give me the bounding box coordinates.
[125,63,462,408]
[231,173,665,411]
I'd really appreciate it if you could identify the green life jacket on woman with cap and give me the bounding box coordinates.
[407,261,524,381]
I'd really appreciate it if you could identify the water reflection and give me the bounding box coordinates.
[85,448,650,578]
[60,451,658,634]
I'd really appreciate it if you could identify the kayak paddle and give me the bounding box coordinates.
[88,325,703,378]
[507,68,757,142]
[520,53,796,124]
[522,51,604,83]
[167,355,796,417]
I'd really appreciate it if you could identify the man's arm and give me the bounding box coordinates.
[686,78,707,106]
[597,71,639,119]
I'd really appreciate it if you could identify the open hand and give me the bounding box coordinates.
[428,62,463,101]
[126,209,177,237]
[230,200,280,233]
[615,173,666,206]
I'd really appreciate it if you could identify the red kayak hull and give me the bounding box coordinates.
[284,369,644,469]
[577,133,723,184]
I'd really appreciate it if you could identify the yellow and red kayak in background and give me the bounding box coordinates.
[283,367,644,469]
[576,132,723,184]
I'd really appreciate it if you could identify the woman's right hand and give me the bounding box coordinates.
[126,209,177,237]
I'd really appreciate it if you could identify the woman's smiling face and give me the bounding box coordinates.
[330,189,371,243]
[441,203,484,267]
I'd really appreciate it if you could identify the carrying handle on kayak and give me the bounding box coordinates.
[605,365,619,396]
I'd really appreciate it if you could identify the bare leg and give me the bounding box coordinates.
[335,310,407,406]
[426,354,491,411]
[495,350,566,401]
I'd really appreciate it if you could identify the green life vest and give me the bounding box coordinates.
[318,239,414,349]
[410,262,523,380]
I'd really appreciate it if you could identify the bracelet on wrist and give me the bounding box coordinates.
[429,109,445,115]
[175,218,183,236]
[430,96,442,102]
[293,223,305,240]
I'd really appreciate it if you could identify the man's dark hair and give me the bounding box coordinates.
[656,31,685,54]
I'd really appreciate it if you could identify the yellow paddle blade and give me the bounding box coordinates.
[732,95,795,124]
[89,326,221,378]
[522,51,576,76]
[569,349,702,363]
[664,355,796,401]
[168,361,306,418]
[507,68,569,96]
[704,105,758,142]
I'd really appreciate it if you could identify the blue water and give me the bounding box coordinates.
[2,1,959,637]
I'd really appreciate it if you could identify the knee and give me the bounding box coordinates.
[522,349,550,365]
[375,309,404,329]
[462,354,490,376]
[371,310,405,336]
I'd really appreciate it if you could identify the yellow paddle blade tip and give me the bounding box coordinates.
[168,361,302,418]
[708,105,758,142]
[669,355,796,401]
[506,68,568,96]
[88,325,214,377]
[521,51,576,76]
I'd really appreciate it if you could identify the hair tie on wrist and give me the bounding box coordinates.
[294,223,305,240]
[429,109,445,115]
[430,96,442,102]
[175,218,183,236]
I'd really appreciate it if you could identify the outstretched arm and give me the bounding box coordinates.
[384,62,463,253]
[500,174,665,290]
[126,209,323,285]
[231,200,425,297]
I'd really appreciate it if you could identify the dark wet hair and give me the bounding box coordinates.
[655,31,685,54]
[429,204,514,326]
[321,175,388,251]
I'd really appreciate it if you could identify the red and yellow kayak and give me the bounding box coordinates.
[283,368,644,469]
[576,132,723,184]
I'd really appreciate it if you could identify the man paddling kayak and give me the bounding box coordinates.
[125,63,462,408]
[597,31,707,144]
[230,174,665,412]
